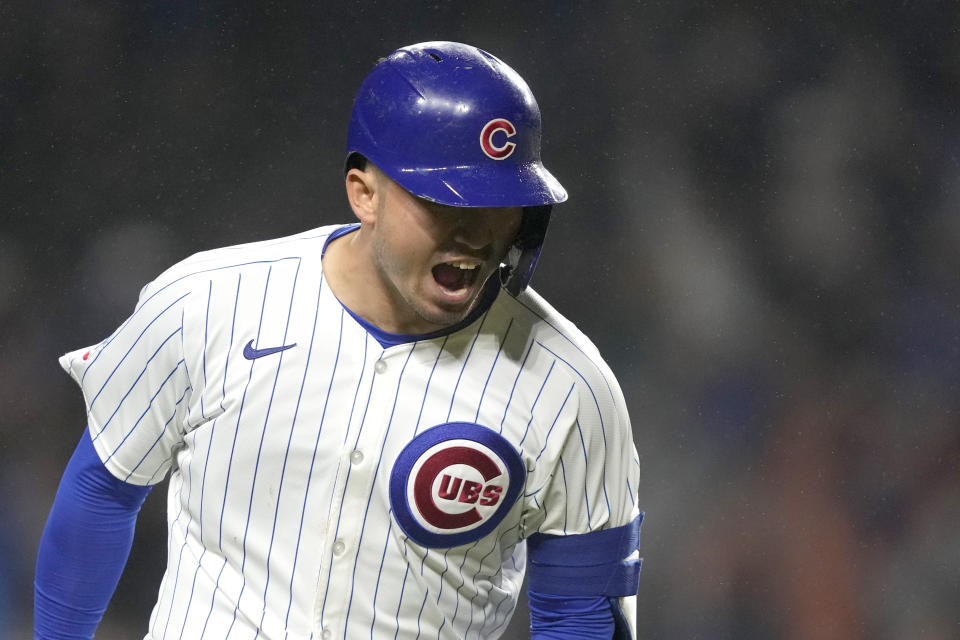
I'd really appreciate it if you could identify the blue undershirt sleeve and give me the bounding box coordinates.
[34,429,153,640]
[526,515,644,639]
[528,591,615,639]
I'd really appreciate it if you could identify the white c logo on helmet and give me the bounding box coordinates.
[480,118,517,160]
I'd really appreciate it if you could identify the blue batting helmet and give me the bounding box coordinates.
[346,41,567,295]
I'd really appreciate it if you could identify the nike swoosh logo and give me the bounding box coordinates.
[243,339,296,360]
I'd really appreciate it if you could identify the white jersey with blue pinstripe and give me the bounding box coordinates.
[60,223,640,639]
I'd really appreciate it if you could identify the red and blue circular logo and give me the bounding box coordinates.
[480,118,517,160]
[390,422,525,548]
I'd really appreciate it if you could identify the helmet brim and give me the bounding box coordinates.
[382,159,568,208]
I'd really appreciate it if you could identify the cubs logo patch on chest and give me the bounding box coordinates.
[389,422,525,548]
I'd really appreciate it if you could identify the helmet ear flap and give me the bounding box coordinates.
[344,151,368,174]
[500,205,551,296]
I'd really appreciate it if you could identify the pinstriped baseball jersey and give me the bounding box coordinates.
[60,223,640,639]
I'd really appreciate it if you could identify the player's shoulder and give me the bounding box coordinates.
[153,224,342,282]
[137,224,346,302]
[495,286,621,394]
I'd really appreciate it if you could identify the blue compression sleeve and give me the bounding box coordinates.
[34,430,152,640]
[528,591,615,639]
[527,516,644,639]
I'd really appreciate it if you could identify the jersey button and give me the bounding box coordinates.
[332,540,346,555]
[350,450,364,465]
[321,629,333,640]
[374,359,387,373]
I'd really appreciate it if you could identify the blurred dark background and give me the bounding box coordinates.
[3,1,959,638]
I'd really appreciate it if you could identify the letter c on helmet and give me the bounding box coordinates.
[480,118,517,160]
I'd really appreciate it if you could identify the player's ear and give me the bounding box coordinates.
[345,167,379,225]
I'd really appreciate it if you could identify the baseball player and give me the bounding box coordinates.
[35,41,642,639]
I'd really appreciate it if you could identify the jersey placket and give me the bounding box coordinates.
[313,342,412,639]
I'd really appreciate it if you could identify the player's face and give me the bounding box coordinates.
[370,174,522,334]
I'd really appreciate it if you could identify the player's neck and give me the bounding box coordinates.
[322,227,449,336]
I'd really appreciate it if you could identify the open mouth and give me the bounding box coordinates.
[431,261,481,292]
